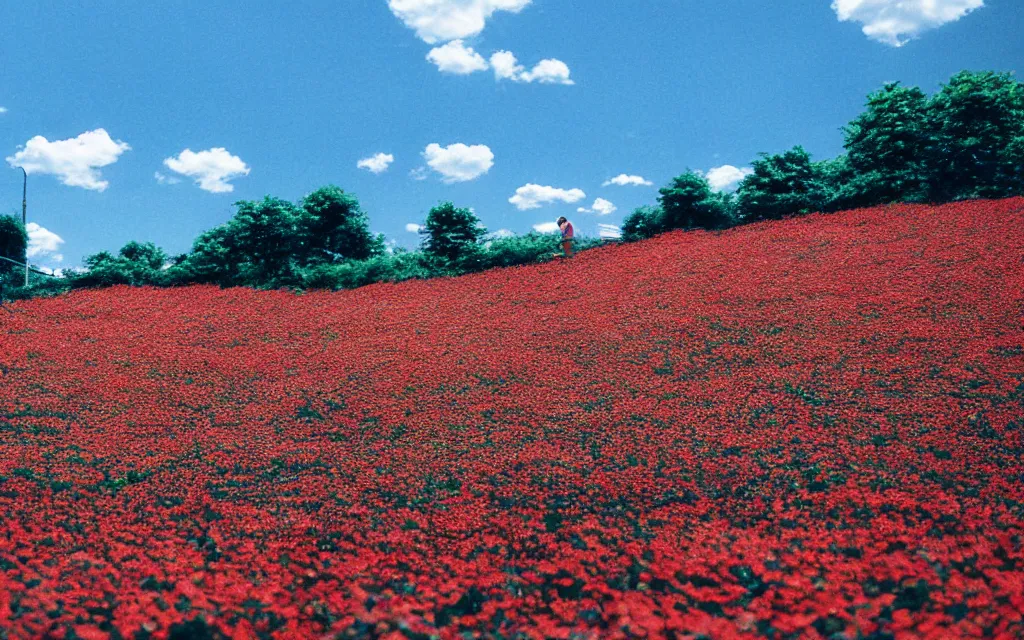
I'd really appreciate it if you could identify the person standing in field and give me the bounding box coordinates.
[556,216,574,258]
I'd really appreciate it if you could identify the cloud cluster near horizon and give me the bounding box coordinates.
[831,0,984,46]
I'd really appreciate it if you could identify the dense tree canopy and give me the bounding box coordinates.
[0,215,28,282]
[421,202,487,267]
[658,172,732,231]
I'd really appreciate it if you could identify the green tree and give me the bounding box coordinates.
[71,241,170,288]
[735,146,826,222]
[300,186,384,262]
[0,215,28,282]
[229,196,306,286]
[168,225,236,286]
[926,70,1024,201]
[421,202,487,268]
[843,82,931,205]
[657,172,731,230]
[621,206,666,241]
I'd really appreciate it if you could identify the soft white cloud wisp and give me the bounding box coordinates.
[577,198,617,215]
[832,0,984,46]
[705,165,754,191]
[423,143,494,183]
[6,129,130,192]
[427,40,489,74]
[357,152,395,174]
[509,184,586,211]
[387,0,532,44]
[25,222,64,262]
[603,174,653,187]
[163,147,250,193]
[489,51,573,84]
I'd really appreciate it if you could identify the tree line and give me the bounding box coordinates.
[2,70,1022,299]
[623,70,1023,239]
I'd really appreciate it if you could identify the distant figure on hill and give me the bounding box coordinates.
[556,216,574,258]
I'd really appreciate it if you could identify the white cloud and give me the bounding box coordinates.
[357,152,395,174]
[423,143,494,183]
[521,58,574,85]
[154,171,181,185]
[35,266,65,278]
[6,129,130,192]
[603,174,653,187]
[598,223,622,240]
[409,166,429,181]
[163,147,250,193]
[509,184,586,211]
[533,221,560,233]
[577,197,617,215]
[490,51,524,80]
[0,107,7,114]
[832,0,984,46]
[489,51,573,85]
[489,228,515,239]
[705,165,754,191]
[25,222,64,262]
[427,40,489,74]
[405,223,424,233]
[388,0,532,44]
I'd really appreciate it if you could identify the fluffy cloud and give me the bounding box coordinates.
[388,0,532,44]
[577,197,617,215]
[489,228,515,239]
[598,223,622,240]
[0,107,7,114]
[163,147,250,193]
[489,51,573,84]
[357,152,395,174]
[405,223,424,233]
[832,0,984,46]
[423,143,494,183]
[25,222,64,263]
[532,221,560,233]
[705,165,754,191]
[427,40,489,74]
[602,174,653,187]
[154,171,181,185]
[509,184,586,211]
[6,129,130,192]
[409,166,429,181]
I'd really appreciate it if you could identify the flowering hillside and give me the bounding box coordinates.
[1,198,1023,639]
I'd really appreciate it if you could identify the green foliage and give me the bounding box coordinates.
[658,172,732,230]
[228,196,307,286]
[301,186,384,262]
[301,252,434,290]
[735,146,827,222]
[621,206,666,241]
[925,70,1024,201]
[0,215,28,281]
[481,232,599,269]
[421,202,487,266]
[69,241,170,288]
[843,82,931,205]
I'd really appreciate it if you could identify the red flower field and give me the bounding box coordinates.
[1,198,1023,639]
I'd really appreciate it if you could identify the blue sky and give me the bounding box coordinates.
[2,0,1022,270]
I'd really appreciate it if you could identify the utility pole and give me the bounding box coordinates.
[21,168,28,287]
